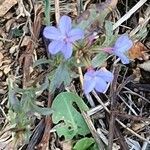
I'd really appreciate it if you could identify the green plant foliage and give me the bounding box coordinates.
[49,62,77,92]
[76,4,112,34]
[33,58,53,68]
[52,92,90,140]
[11,28,23,38]
[89,143,99,150]
[7,77,53,142]
[102,21,116,46]
[73,137,95,150]
[91,51,108,68]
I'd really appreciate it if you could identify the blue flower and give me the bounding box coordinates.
[113,35,133,64]
[43,15,84,59]
[83,68,113,94]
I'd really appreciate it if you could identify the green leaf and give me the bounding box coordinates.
[75,4,113,34]
[33,58,52,67]
[8,77,20,111]
[11,28,23,38]
[52,92,90,140]
[89,143,99,150]
[49,63,73,92]
[73,137,95,150]
[105,21,113,36]
[102,21,116,46]
[92,51,108,68]
[32,104,53,115]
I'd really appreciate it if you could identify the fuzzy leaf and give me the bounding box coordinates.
[32,104,53,115]
[102,21,116,46]
[49,63,74,92]
[52,92,90,140]
[33,58,52,67]
[92,51,108,67]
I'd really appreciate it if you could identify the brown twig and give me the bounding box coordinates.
[108,65,120,150]
[92,91,150,144]
[114,124,129,150]
[115,112,150,122]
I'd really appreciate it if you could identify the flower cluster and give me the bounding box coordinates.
[43,15,133,94]
[83,68,113,94]
[43,15,84,59]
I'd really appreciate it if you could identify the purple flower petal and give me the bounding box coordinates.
[83,72,96,94]
[48,40,64,54]
[96,68,114,82]
[114,35,133,53]
[59,15,72,35]
[83,68,113,94]
[95,77,108,93]
[61,43,73,59]
[43,26,61,40]
[68,28,84,42]
[115,51,130,64]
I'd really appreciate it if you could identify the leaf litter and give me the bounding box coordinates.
[0,0,150,150]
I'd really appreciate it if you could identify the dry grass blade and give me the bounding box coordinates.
[55,0,60,24]
[113,0,148,30]
[92,91,150,144]
[82,111,105,150]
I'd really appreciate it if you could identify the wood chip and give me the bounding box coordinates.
[0,0,17,17]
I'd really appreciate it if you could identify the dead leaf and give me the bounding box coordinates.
[4,65,11,74]
[138,60,150,72]
[0,0,17,17]
[128,42,148,60]
[0,52,4,61]
[131,122,145,131]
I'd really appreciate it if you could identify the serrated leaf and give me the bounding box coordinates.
[49,63,73,92]
[92,51,108,68]
[73,137,95,150]
[52,92,90,140]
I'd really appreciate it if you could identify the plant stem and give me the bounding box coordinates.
[44,0,51,25]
